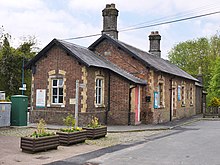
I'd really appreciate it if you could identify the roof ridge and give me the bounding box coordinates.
[57,39,89,50]
[89,34,198,82]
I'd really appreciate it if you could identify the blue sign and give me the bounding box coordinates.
[154,92,159,108]
[178,86,181,101]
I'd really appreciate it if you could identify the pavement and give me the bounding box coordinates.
[28,114,205,132]
[1,114,218,165]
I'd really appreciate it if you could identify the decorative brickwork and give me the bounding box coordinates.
[81,66,88,112]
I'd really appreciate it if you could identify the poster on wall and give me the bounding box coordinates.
[178,86,181,101]
[36,89,46,108]
[154,91,159,109]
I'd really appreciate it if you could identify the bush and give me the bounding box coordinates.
[209,97,220,107]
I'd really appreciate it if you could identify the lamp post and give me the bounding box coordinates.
[21,57,24,95]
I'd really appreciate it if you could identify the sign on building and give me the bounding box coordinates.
[36,89,46,108]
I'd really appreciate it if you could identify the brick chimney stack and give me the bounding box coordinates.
[102,3,118,39]
[149,31,161,58]
[197,66,203,84]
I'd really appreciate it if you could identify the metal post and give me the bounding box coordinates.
[21,57,25,95]
[75,80,79,128]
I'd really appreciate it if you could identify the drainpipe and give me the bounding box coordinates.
[169,77,175,121]
[128,85,136,125]
[106,72,111,125]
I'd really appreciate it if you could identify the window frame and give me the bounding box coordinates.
[190,85,193,106]
[181,84,186,106]
[158,82,164,107]
[95,77,104,107]
[51,78,64,105]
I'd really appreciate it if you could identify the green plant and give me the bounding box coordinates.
[87,116,101,128]
[30,119,55,138]
[60,113,82,132]
[63,113,75,128]
[209,97,220,107]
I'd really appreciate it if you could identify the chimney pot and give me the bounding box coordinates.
[111,3,115,8]
[106,4,111,8]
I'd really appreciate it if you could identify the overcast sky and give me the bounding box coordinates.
[1,0,220,59]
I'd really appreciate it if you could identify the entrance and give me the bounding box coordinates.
[135,86,141,123]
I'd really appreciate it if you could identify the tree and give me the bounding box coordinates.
[168,35,220,90]
[207,57,220,104]
[0,31,37,98]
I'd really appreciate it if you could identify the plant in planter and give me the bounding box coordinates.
[20,119,59,153]
[84,116,107,139]
[57,113,87,145]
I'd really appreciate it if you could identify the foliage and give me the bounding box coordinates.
[30,119,55,138]
[168,35,220,90]
[63,113,75,128]
[208,97,220,107]
[87,116,101,128]
[0,27,37,97]
[60,113,83,132]
[207,57,220,104]
[60,127,82,133]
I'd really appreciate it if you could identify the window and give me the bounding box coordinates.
[52,79,64,104]
[172,87,176,109]
[95,78,104,105]
[181,85,185,105]
[158,83,164,106]
[190,86,193,105]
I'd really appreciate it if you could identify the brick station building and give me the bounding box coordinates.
[26,4,203,126]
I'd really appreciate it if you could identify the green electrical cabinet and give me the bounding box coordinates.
[11,95,28,126]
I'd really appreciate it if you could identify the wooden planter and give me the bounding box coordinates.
[57,130,87,145]
[20,135,59,153]
[84,126,107,139]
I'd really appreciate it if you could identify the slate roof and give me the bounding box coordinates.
[25,39,146,85]
[89,34,199,82]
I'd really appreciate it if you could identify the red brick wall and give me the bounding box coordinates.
[107,73,130,125]
[94,39,148,124]
[93,39,196,124]
[30,44,133,125]
[31,45,109,125]
[151,72,196,124]
[33,45,83,111]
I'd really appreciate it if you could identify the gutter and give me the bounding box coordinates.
[106,72,111,125]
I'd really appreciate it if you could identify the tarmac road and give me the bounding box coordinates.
[48,120,220,165]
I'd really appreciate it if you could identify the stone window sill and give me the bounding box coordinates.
[95,104,105,108]
[47,104,65,108]
[158,105,165,109]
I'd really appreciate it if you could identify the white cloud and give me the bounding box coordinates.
[0,0,220,56]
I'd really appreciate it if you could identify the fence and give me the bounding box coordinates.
[203,106,220,118]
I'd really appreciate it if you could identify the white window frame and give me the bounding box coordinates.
[95,78,104,106]
[51,79,64,104]
[158,82,164,107]
[181,85,186,106]
[190,85,193,106]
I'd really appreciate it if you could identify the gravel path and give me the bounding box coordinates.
[85,130,165,147]
[0,127,165,165]
[0,127,164,147]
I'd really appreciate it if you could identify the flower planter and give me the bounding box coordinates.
[57,130,87,145]
[20,135,59,153]
[84,126,107,139]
